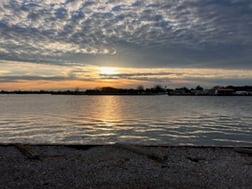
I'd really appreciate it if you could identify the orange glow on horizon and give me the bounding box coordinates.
[1,60,252,90]
[0,79,146,90]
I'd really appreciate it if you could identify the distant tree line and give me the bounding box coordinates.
[1,85,252,96]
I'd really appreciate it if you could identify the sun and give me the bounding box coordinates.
[100,67,117,75]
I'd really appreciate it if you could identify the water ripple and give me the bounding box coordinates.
[0,95,252,146]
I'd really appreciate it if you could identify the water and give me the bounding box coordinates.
[0,94,251,146]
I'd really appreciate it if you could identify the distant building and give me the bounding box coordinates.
[170,88,191,95]
[206,88,216,95]
[191,89,208,96]
[235,91,250,95]
[215,88,234,95]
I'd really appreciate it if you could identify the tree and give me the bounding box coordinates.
[153,85,165,93]
[195,85,203,91]
[137,85,144,91]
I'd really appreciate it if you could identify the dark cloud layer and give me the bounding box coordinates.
[0,76,67,82]
[0,0,252,68]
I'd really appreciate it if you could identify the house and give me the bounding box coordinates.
[215,88,234,95]
[235,91,250,95]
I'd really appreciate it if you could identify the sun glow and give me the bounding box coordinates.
[100,67,117,75]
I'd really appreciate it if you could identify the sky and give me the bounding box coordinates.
[0,0,252,90]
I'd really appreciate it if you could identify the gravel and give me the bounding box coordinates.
[0,145,251,189]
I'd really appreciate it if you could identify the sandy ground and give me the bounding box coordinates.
[0,144,251,189]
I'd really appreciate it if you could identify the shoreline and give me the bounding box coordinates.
[0,144,251,189]
[1,93,252,96]
[1,143,252,148]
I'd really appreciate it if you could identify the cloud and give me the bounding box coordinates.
[0,0,251,68]
[1,60,252,88]
[99,72,179,78]
[97,67,252,87]
[0,61,99,83]
[0,76,66,82]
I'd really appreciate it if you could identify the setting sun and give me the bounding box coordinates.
[100,67,118,75]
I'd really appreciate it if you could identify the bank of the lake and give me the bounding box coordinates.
[0,144,251,189]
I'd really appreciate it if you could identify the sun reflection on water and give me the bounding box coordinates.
[92,96,123,127]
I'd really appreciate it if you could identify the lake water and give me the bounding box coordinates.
[0,95,251,146]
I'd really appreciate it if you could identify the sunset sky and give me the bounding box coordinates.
[0,0,252,90]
